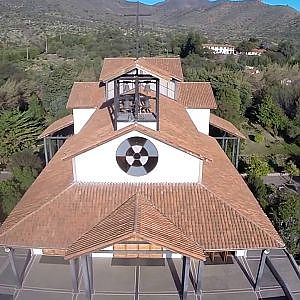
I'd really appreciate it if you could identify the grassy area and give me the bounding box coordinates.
[241,122,300,165]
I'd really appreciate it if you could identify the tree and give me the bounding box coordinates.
[0,180,22,215]
[269,191,300,255]
[246,175,269,209]
[285,161,299,183]
[0,150,42,216]
[0,111,43,164]
[236,40,255,53]
[257,95,287,135]
[0,79,28,110]
[278,41,296,59]
[246,156,270,178]
[215,85,242,125]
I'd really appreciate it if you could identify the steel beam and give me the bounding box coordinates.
[231,138,236,165]
[114,79,118,130]
[70,258,79,293]
[196,260,204,295]
[135,77,139,118]
[43,138,49,165]
[20,249,32,283]
[156,79,160,131]
[181,256,191,300]
[81,255,91,300]
[254,249,270,291]
[284,249,300,280]
[235,138,240,169]
[87,254,94,294]
[266,256,294,300]
[49,139,53,160]
[7,248,21,288]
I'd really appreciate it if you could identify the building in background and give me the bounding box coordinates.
[203,43,235,55]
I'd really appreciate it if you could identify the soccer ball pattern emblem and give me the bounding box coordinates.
[116,137,158,176]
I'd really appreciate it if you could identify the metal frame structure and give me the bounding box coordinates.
[215,136,240,168]
[113,71,160,131]
[5,246,299,300]
[43,136,68,165]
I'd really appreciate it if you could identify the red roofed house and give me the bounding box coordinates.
[0,56,290,300]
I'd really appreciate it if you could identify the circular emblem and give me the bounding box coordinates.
[116,136,158,176]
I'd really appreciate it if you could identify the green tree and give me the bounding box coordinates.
[0,111,43,164]
[257,95,287,135]
[215,85,242,125]
[285,161,299,183]
[278,41,296,59]
[0,150,42,215]
[247,175,269,209]
[270,191,300,255]
[246,156,270,178]
[0,180,22,215]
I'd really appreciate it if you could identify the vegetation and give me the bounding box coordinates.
[0,25,299,257]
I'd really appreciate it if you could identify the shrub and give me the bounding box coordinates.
[254,132,265,143]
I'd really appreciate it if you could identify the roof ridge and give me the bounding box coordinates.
[65,190,138,250]
[202,185,284,247]
[136,187,204,249]
[0,184,74,238]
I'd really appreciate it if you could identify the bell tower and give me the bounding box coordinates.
[113,69,160,131]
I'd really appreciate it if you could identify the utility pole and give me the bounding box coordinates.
[45,35,48,54]
[124,1,151,59]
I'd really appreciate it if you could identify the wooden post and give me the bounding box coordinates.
[181,256,190,300]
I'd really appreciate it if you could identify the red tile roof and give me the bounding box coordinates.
[66,192,206,260]
[0,58,285,258]
[209,114,246,139]
[0,182,283,259]
[177,82,217,109]
[61,98,212,162]
[39,114,73,139]
[0,99,284,256]
[66,82,105,109]
[99,57,183,82]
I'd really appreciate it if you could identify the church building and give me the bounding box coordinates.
[0,57,288,300]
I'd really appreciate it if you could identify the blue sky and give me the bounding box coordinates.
[127,0,300,11]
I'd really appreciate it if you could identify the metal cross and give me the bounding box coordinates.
[124,1,151,58]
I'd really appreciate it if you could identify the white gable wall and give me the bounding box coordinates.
[73,108,96,134]
[74,131,202,183]
[186,109,210,135]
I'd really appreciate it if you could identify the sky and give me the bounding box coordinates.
[127,0,300,11]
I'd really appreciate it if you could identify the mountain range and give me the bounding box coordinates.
[0,0,299,42]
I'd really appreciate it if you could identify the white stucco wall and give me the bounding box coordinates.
[73,108,96,134]
[74,131,202,183]
[186,109,210,135]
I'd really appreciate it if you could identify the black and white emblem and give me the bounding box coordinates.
[116,137,158,176]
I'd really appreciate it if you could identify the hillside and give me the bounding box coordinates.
[0,0,299,43]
